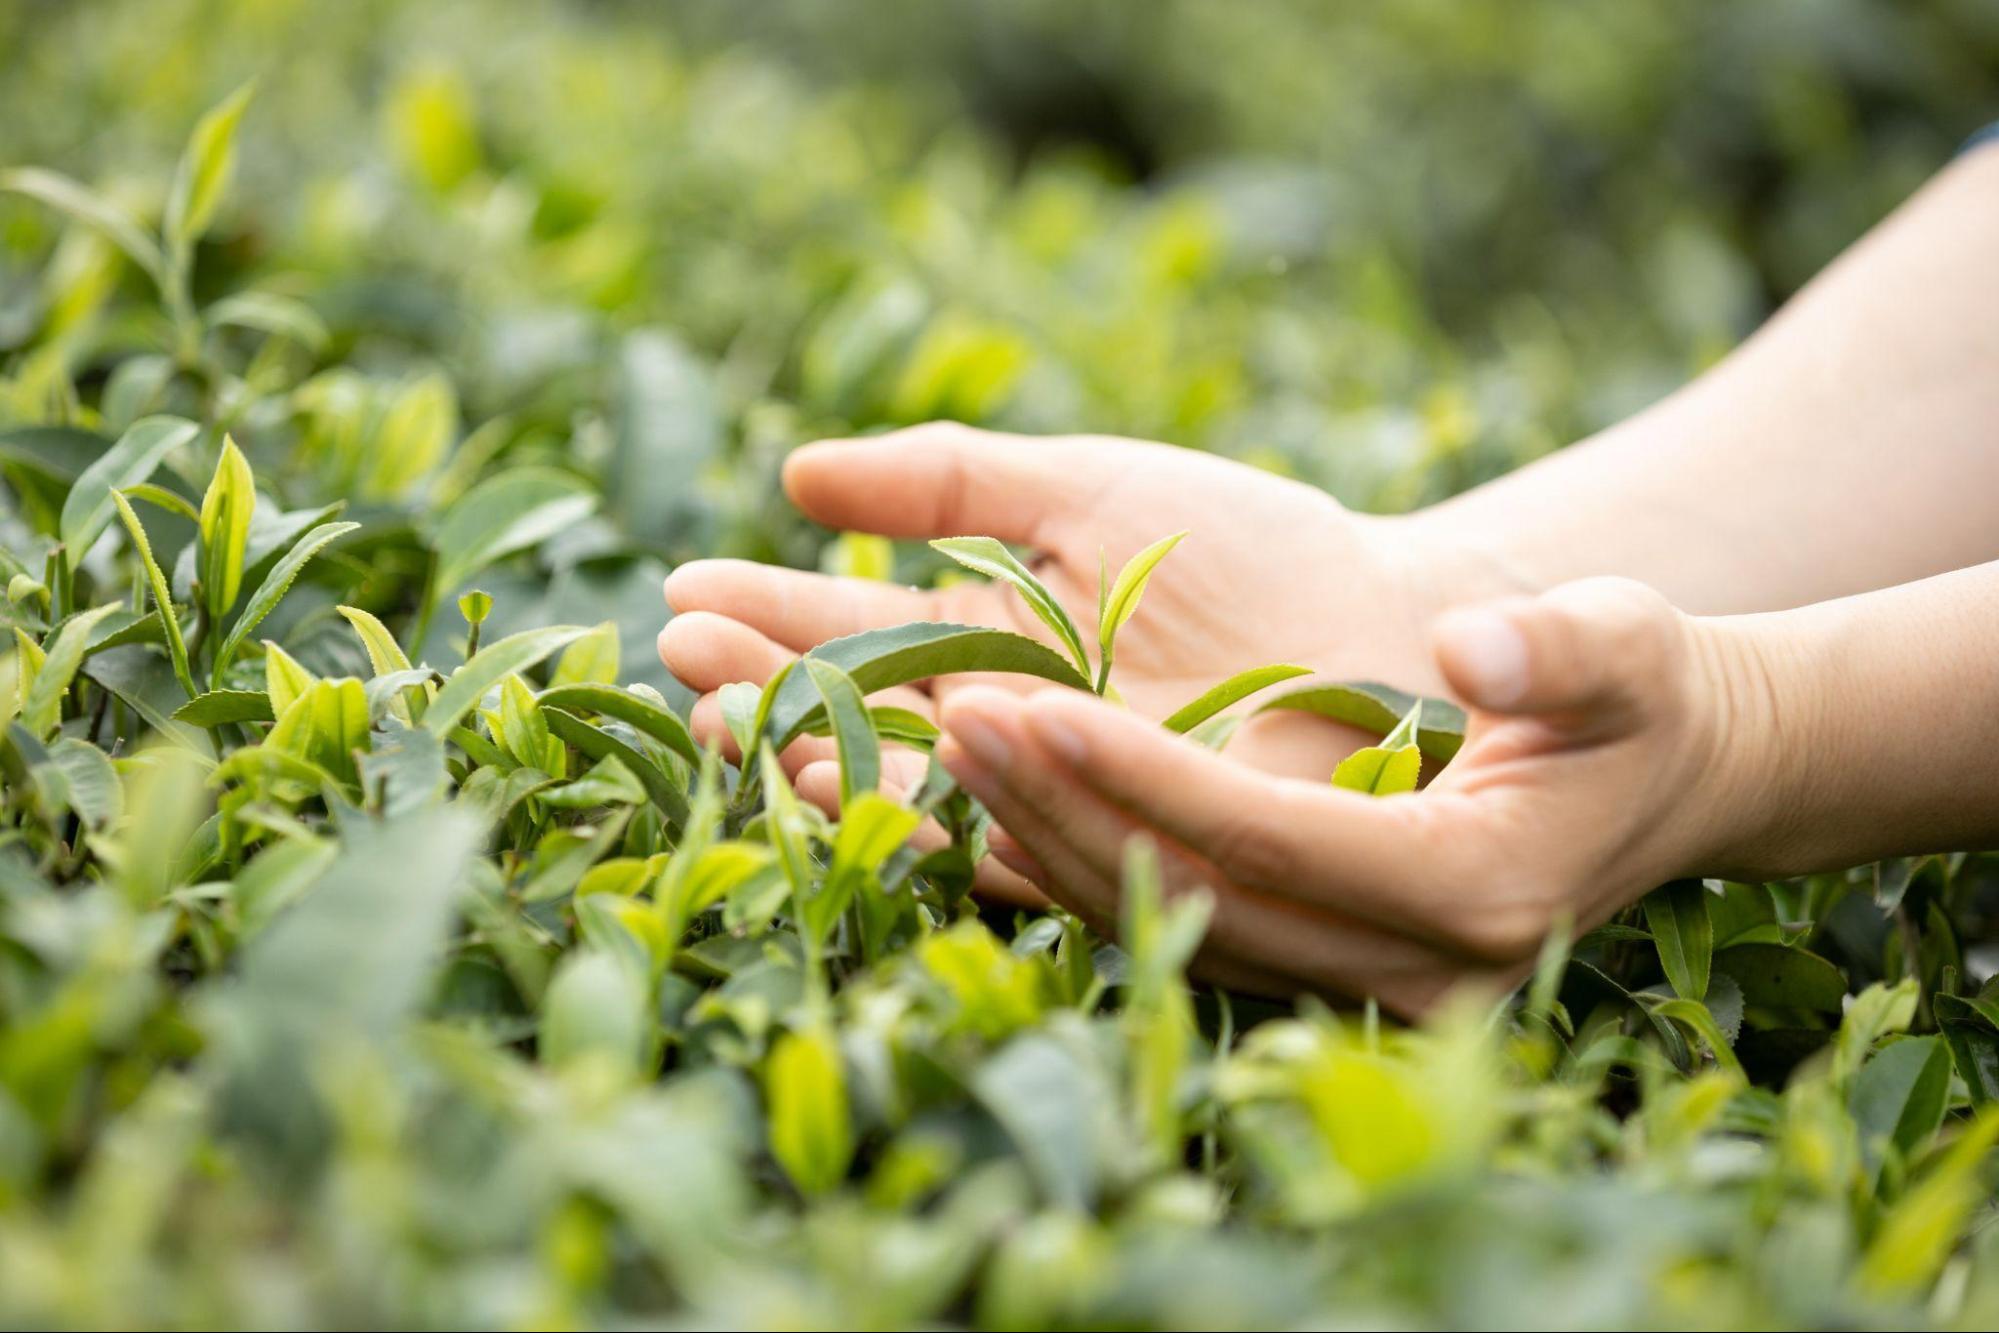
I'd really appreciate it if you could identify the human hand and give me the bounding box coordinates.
[660,422,1466,793]
[927,577,1778,1015]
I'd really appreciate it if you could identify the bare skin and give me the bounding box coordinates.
[660,148,1999,1011]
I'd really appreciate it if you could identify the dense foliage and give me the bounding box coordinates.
[6,3,1999,1327]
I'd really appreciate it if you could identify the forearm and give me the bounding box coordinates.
[1404,146,1999,616]
[1704,560,1999,878]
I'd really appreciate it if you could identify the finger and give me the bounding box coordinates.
[941,729,1448,1006]
[782,422,1122,546]
[665,560,971,654]
[1432,576,1682,732]
[794,756,1047,908]
[658,611,792,694]
[1009,688,1460,946]
[687,690,835,767]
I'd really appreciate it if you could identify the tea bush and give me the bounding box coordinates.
[5,3,1999,1327]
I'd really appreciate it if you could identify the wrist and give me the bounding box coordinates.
[1680,607,1840,880]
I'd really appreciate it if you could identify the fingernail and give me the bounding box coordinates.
[949,711,1012,768]
[1026,707,1086,764]
[1439,608,1529,707]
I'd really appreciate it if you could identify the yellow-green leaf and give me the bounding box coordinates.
[165,81,255,254]
[197,435,256,617]
[765,1025,854,1196]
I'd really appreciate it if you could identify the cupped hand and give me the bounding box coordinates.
[928,577,1775,1016]
[659,421,1459,790]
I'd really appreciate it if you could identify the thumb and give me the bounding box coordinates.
[1431,577,1687,729]
[783,422,1114,546]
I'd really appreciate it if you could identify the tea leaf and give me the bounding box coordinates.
[17,604,119,736]
[172,689,275,727]
[765,1025,854,1196]
[164,80,254,255]
[62,416,200,555]
[263,642,317,716]
[805,657,879,806]
[42,737,121,830]
[204,290,329,351]
[1851,1036,1951,1168]
[1260,681,1466,762]
[364,371,456,500]
[536,683,700,769]
[424,624,589,738]
[1095,531,1185,692]
[429,466,596,594]
[1860,1106,1999,1295]
[550,619,621,688]
[1935,993,1999,1105]
[109,491,196,700]
[1331,699,1423,796]
[1160,663,1312,733]
[930,536,1090,680]
[214,521,362,680]
[1712,943,1847,1013]
[1644,879,1713,1001]
[541,951,648,1076]
[197,435,257,617]
[763,622,1089,750]
[0,167,170,290]
[335,605,415,676]
[1331,742,1422,796]
[121,482,201,524]
[543,708,689,830]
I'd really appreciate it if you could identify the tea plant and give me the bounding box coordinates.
[4,72,1999,1333]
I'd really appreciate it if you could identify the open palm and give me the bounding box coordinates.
[659,422,1451,788]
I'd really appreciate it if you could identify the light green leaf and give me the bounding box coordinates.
[763,622,1089,751]
[262,642,317,717]
[61,416,200,555]
[540,950,648,1076]
[110,490,195,701]
[1644,879,1713,1001]
[425,624,588,738]
[543,708,688,830]
[1,166,170,290]
[214,521,362,680]
[1329,702,1424,796]
[550,619,620,688]
[172,688,275,727]
[765,1024,854,1196]
[335,605,415,676]
[1860,1106,1999,1295]
[197,435,256,617]
[18,604,120,736]
[1851,1036,1951,1169]
[120,482,201,524]
[164,80,254,255]
[805,657,879,807]
[428,466,596,593]
[205,290,327,351]
[1160,663,1312,733]
[1260,680,1466,762]
[1331,743,1422,796]
[1095,531,1185,692]
[536,682,700,769]
[364,370,456,500]
[930,536,1090,680]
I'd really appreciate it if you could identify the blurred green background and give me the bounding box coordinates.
[8,0,1997,534]
[8,4,1999,1329]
